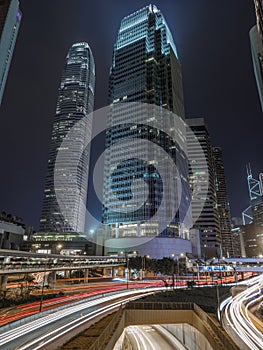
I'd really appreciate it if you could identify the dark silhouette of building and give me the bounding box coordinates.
[213,147,233,257]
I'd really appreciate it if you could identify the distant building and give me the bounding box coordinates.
[231,217,243,227]
[0,212,33,251]
[231,227,243,257]
[240,223,263,258]
[213,147,233,257]
[189,228,201,257]
[40,42,95,233]
[0,221,24,250]
[187,118,221,258]
[32,231,96,255]
[252,201,263,226]
[0,0,22,106]
[250,0,263,110]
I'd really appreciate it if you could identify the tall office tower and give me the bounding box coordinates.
[213,147,233,257]
[187,118,221,258]
[0,0,21,106]
[102,5,192,257]
[250,0,263,110]
[40,42,95,233]
[108,4,184,116]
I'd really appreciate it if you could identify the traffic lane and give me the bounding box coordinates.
[124,325,184,350]
[0,288,163,350]
[223,275,263,350]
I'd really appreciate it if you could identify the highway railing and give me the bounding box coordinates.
[88,306,124,350]
[0,263,124,275]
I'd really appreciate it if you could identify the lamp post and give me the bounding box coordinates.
[56,243,63,255]
[171,254,182,289]
[125,252,129,289]
[171,254,175,289]
[196,262,200,283]
[141,255,149,280]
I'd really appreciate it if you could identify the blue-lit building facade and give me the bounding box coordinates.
[40,42,95,233]
[103,5,192,256]
[0,0,22,106]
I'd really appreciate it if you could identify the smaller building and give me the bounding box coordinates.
[189,228,201,257]
[0,220,25,250]
[231,227,243,257]
[252,201,263,226]
[32,231,96,255]
[240,223,263,258]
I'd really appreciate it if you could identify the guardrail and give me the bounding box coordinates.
[88,306,124,350]
[110,301,239,350]
[126,301,193,310]
[193,303,239,350]
[0,290,123,335]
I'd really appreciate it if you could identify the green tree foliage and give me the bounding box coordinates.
[129,256,175,275]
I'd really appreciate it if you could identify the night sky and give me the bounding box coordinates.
[0,0,261,230]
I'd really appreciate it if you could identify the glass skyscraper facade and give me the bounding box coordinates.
[187,118,221,258]
[103,5,190,241]
[0,0,21,106]
[40,42,95,233]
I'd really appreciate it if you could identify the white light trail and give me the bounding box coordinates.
[223,275,263,350]
[0,287,164,349]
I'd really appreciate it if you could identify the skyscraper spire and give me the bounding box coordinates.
[0,0,22,106]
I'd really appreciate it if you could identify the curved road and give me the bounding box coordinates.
[114,325,187,350]
[223,275,263,350]
[0,287,164,350]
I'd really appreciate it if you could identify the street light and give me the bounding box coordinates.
[56,244,63,255]
[171,254,181,289]
[142,255,150,280]
[126,253,129,289]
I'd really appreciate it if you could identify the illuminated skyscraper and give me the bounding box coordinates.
[0,0,22,106]
[250,0,263,110]
[213,147,233,257]
[40,42,95,233]
[187,118,221,258]
[103,5,191,257]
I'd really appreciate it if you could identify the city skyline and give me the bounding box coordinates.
[0,1,262,230]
